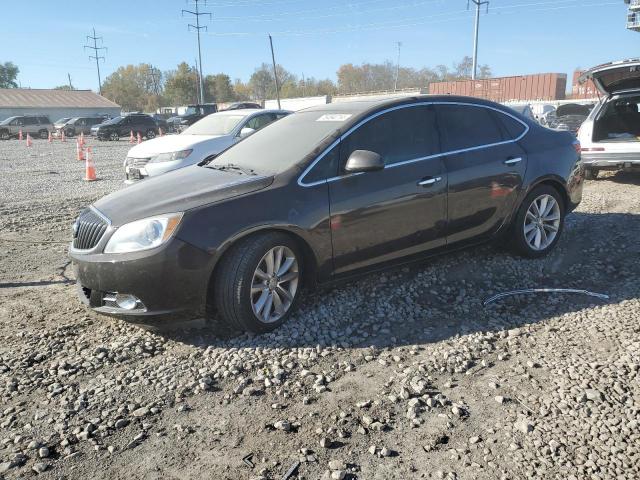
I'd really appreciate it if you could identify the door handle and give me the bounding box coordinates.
[418,176,442,186]
[504,157,523,166]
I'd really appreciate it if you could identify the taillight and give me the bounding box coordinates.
[572,140,581,155]
[582,147,605,152]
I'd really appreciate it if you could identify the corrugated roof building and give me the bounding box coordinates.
[0,89,121,122]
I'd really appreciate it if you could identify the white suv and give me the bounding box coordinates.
[577,59,640,179]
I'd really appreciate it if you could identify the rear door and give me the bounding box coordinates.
[328,104,447,274]
[435,103,528,244]
[23,117,38,135]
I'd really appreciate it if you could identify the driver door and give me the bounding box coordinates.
[328,105,447,274]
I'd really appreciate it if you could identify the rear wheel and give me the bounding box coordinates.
[212,232,303,334]
[38,129,48,139]
[584,168,599,180]
[109,132,120,141]
[511,185,565,258]
[65,128,75,138]
[0,130,9,140]
[145,129,156,139]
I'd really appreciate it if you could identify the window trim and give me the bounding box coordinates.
[297,101,530,187]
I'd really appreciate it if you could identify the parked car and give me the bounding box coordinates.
[0,115,53,140]
[166,104,218,132]
[60,116,107,137]
[150,114,170,133]
[92,113,159,141]
[547,103,591,134]
[577,59,640,179]
[53,117,72,131]
[124,109,290,183]
[223,102,262,111]
[69,95,583,333]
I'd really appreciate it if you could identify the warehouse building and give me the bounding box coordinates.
[429,73,568,102]
[0,88,120,123]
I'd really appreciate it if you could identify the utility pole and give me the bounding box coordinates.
[468,0,489,80]
[182,0,211,105]
[394,41,402,91]
[268,34,281,109]
[67,73,73,90]
[84,28,107,94]
[302,72,306,97]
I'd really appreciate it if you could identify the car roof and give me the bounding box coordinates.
[214,108,290,116]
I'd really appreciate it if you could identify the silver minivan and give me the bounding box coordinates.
[577,59,640,179]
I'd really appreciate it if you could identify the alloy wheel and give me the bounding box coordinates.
[250,246,299,323]
[523,194,561,251]
[110,132,119,141]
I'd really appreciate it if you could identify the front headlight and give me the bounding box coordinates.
[148,149,193,163]
[104,213,183,254]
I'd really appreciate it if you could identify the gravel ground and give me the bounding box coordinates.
[0,138,639,479]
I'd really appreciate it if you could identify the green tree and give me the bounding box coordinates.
[163,62,199,106]
[101,64,163,112]
[0,62,19,88]
[53,85,74,90]
[204,73,237,103]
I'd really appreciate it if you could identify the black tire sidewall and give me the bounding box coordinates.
[146,129,156,139]
[215,233,304,334]
[110,132,119,141]
[512,185,565,258]
[39,129,48,139]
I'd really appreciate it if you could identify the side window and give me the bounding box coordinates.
[38,116,50,124]
[301,145,340,185]
[11,118,23,126]
[339,105,439,168]
[245,114,276,131]
[23,117,37,125]
[77,119,86,126]
[493,111,526,139]
[436,104,506,152]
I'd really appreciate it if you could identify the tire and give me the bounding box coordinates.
[584,169,599,180]
[109,132,120,141]
[212,232,303,334]
[146,129,156,139]
[511,185,565,258]
[0,130,9,140]
[65,128,75,138]
[38,129,48,139]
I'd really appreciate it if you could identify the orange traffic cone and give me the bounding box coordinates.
[76,139,85,161]
[61,130,66,142]
[48,131,52,143]
[129,130,134,144]
[26,133,32,147]
[18,130,23,141]
[137,132,142,144]
[84,147,97,181]
[159,127,164,137]
[79,132,85,147]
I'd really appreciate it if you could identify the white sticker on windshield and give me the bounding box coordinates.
[316,114,352,122]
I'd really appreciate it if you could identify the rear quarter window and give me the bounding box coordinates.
[494,110,527,139]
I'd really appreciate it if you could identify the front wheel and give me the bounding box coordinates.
[0,130,9,140]
[38,129,48,139]
[109,132,120,141]
[511,185,565,258]
[212,233,303,334]
[145,129,156,139]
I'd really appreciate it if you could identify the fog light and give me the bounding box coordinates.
[115,294,139,310]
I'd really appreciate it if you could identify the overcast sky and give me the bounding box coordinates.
[4,0,636,91]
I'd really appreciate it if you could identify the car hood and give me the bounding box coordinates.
[93,166,273,226]
[579,59,640,95]
[127,134,227,157]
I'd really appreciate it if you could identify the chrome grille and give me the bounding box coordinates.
[127,157,151,168]
[73,209,108,250]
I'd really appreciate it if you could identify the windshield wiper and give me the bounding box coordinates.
[206,163,256,176]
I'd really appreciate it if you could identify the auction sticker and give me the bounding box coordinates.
[316,114,352,122]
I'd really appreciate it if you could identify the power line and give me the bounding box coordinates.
[84,27,107,95]
[182,0,212,104]
[206,0,618,37]
[468,0,489,80]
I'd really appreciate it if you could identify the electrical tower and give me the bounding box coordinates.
[84,28,107,94]
[182,0,211,104]
[468,0,489,80]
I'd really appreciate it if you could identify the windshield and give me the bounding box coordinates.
[183,114,245,136]
[208,110,346,174]
[55,117,70,124]
[0,116,17,125]
[103,116,122,125]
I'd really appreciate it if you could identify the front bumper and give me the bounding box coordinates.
[582,152,640,170]
[70,238,214,324]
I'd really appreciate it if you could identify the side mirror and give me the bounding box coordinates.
[344,150,384,173]
[239,127,256,138]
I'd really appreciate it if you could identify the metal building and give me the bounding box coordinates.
[428,73,567,102]
[0,89,121,123]
[625,0,640,31]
